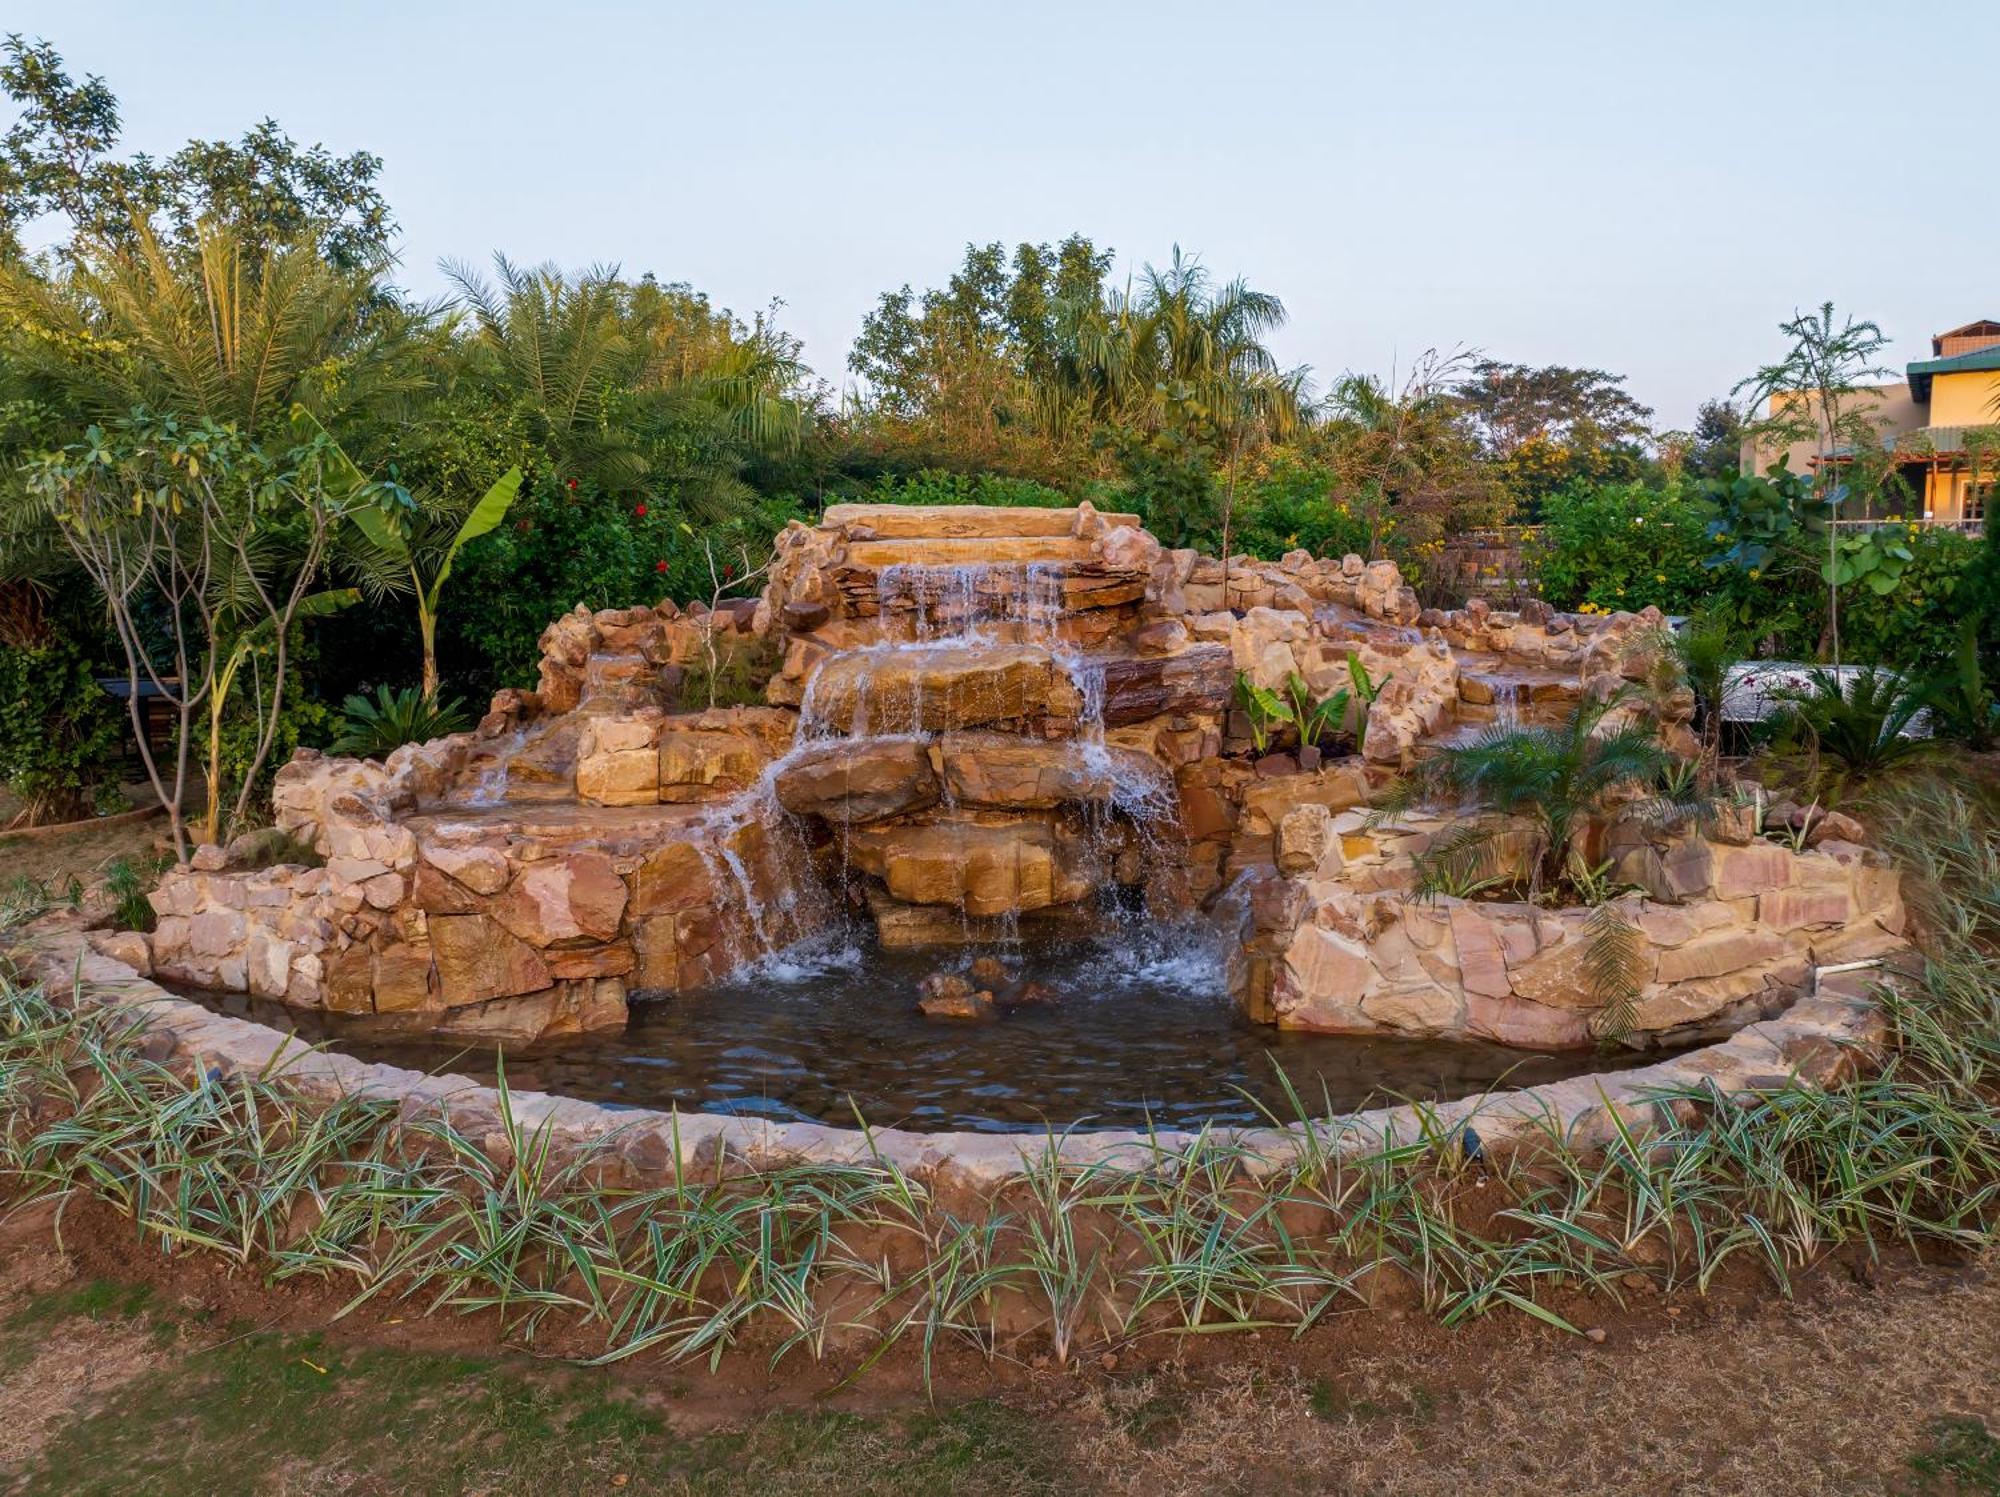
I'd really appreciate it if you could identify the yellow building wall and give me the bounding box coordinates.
[1929,370,2000,428]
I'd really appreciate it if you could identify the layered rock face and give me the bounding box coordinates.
[134,499,1840,1053]
[1233,800,1906,1050]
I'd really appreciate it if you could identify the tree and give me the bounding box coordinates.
[1317,350,1499,557]
[442,256,812,523]
[0,217,407,438]
[847,235,1113,477]
[1735,302,1894,664]
[1685,397,1746,481]
[1043,248,1310,575]
[24,414,357,855]
[1,34,392,267]
[1456,360,1656,509]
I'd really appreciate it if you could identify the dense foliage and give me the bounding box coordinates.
[2,33,1996,836]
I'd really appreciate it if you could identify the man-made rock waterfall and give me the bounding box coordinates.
[125,503,1904,1059]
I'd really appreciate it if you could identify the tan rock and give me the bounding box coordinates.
[774,738,938,823]
[847,818,1094,917]
[1238,763,1372,835]
[937,734,1166,811]
[577,749,659,806]
[1359,984,1463,1033]
[430,914,553,1006]
[1448,906,1513,1000]
[492,852,628,946]
[821,503,1135,539]
[372,942,435,1011]
[420,840,511,896]
[1465,991,1592,1049]
[1709,841,1795,899]
[629,838,719,916]
[1758,887,1853,932]
[656,729,770,803]
[1277,804,1340,877]
[1653,928,1789,984]
[804,645,1079,734]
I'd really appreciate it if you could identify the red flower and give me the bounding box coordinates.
[565,477,578,491]
[634,504,647,518]
[723,564,734,579]
[654,560,668,573]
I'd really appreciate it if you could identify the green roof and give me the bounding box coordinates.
[1908,345,2000,401]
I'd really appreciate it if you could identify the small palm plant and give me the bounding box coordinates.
[1670,607,1748,762]
[332,686,471,757]
[1378,688,1678,903]
[1768,664,1931,798]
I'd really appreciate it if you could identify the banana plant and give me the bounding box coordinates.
[1347,657,1390,755]
[1284,672,1352,750]
[203,588,359,841]
[1233,671,1294,754]
[292,406,523,699]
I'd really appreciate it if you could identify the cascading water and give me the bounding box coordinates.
[750,555,1191,967]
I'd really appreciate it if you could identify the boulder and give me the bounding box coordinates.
[656,727,771,802]
[803,645,1080,734]
[430,915,552,1006]
[773,738,939,823]
[937,734,1167,810]
[917,972,996,1021]
[847,818,1095,917]
[491,852,628,946]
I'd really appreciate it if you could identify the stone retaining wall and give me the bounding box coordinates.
[1238,799,1908,1049]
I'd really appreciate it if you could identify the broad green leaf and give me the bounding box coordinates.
[430,467,524,604]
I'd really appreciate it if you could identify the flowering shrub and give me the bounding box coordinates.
[1837,526,1986,670]
[1534,480,1716,614]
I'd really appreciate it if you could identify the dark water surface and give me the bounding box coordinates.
[180,927,1665,1133]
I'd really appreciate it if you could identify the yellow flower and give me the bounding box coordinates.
[1654,573,1666,583]
[1749,568,1760,579]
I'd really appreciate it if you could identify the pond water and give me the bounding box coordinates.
[175,924,1673,1133]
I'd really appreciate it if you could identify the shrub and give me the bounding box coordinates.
[0,629,123,826]
[1228,455,1377,562]
[331,686,471,757]
[1534,480,1716,614]
[862,469,1072,509]
[1767,665,1932,798]
[1836,526,1984,673]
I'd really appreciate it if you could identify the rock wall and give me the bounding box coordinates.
[1237,799,1907,1050]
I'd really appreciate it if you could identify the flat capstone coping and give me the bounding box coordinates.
[12,925,1895,1189]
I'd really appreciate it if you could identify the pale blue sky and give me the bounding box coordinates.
[9,1,1996,426]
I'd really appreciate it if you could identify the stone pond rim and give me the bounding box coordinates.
[45,501,1912,1154]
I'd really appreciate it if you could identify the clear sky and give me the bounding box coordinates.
[9,0,1996,427]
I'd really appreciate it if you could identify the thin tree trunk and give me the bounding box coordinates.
[1220,431,1241,612]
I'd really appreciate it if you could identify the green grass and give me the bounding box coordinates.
[4,1300,1067,1497]
[1906,1416,2000,1495]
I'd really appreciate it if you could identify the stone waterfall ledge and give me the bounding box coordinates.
[18,923,1890,1192]
[140,793,825,1043]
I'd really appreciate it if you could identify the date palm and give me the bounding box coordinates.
[0,217,412,436]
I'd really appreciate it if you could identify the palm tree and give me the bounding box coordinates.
[1045,249,1308,591]
[1379,689,1677,900]
[0,218,412,436]
[443,256,813,522]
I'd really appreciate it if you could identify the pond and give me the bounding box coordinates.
[176,924,1673,1133]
